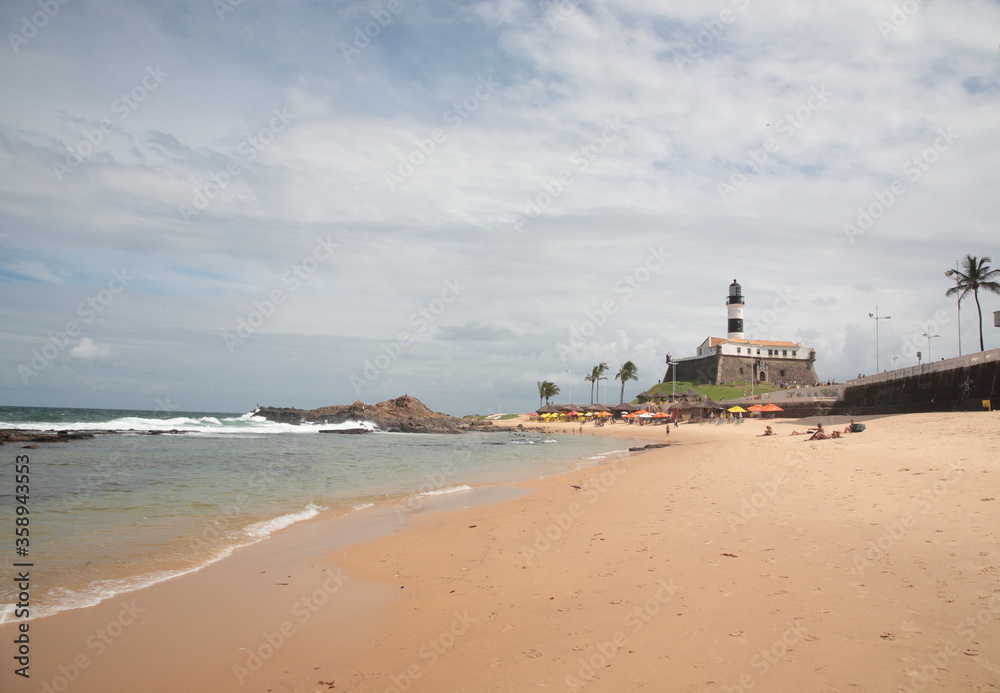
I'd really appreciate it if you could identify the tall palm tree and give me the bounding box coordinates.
[545,381,560,405]
[587,362,609,403]
[945,255,1000,352]
[615,361,639,404]
[536,380,560,408]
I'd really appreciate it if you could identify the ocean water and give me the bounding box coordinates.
[0,406,629,622]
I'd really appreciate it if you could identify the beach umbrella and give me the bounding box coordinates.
[747,404,766,412]
[727,406,748,413]
[762,403,784,411]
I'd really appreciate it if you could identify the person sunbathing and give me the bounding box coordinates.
[806,423,826,440]
[757,426,775,437]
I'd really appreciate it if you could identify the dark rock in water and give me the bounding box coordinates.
[256,395,496,435]
[628,443,671,451]
[319,428,371,434]
[0,429,97,445]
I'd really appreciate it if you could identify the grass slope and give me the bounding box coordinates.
[638,380,783,402]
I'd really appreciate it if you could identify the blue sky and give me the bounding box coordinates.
[1,0,998,415]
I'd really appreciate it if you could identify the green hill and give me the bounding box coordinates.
[637,380,782,403]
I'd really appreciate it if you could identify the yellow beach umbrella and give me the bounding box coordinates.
[727,406,748,413]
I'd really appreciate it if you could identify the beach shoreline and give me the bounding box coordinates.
[3,411,998,692]
[0,421,622,627]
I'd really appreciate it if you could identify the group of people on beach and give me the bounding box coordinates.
[758,420,862,441]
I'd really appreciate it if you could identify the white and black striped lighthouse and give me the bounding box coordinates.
[727,279,745,339]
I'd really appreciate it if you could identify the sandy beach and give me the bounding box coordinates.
[5,411,999,692]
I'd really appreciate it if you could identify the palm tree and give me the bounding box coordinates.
[586,362,609,403]
[536,380,560,408]
[945,255,1000,352]
[615,361,639,404]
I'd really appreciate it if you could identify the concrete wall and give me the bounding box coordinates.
[834,348,1000,415]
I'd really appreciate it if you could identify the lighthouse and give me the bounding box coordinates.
[658,278,819,389]
[727,279,745,339]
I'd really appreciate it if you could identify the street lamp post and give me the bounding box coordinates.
[957,300,962,357]
[666,353,676,401]
[868,306,892,373]
[566,370,573,406]
[921,333,940,362]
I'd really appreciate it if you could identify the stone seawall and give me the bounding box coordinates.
[832,349,999,416]
[667,352,819,386]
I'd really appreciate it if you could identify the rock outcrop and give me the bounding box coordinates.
[0,430,97,445]
[255,395,492,434]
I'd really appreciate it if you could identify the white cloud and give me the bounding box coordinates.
[1,261,64,283]
[69,338,112,361]
[0,0,998,413]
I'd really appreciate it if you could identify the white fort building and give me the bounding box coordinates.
[664,280,819,386]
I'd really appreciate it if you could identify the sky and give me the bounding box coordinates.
[1,0,999,416]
